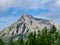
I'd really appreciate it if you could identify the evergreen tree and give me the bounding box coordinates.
[0,38,4,45]
[9,38,14,45]
[50,25,57,34]
[17,36,24,45]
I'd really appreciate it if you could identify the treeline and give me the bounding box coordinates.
[0,25,60,45]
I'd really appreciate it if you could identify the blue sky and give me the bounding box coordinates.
[0,0,60,31]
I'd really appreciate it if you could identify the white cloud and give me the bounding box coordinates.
[0,0,60,10]
[0,0,30,13]
[55,0,60,7]
[0,0,50,10]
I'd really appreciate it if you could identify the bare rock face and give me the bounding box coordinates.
[0,14,55,40]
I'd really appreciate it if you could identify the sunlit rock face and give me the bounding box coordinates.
[0,13,55,40]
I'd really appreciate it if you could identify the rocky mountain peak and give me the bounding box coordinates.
[22,13,29,17]
[1,14,57,40]
[17,13,32,22]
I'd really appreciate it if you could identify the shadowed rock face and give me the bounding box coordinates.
[22,23,26,33]
[16,23,22,34]
[0,13,55,40]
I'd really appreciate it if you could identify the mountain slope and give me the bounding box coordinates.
[1,14,57,42]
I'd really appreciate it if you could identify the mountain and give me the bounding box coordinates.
[0,13,59,42]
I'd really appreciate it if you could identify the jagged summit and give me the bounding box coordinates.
[18,13,49,22]
[22,13,31,17]
[17,14,54,27]
[17,13,32,22]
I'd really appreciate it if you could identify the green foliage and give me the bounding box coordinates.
[27,31,37,45]
[50,24,57,34]
[9,38,14,45]
[18,36,24,45]
[0,38,4,45]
